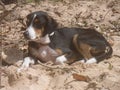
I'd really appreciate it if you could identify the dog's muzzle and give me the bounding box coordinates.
[24,26,37,40]
[23,31,29,39]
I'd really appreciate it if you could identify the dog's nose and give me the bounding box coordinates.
[23,31,29,36]
[23,31,29,39]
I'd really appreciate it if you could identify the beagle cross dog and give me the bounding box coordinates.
[18,11,113,71]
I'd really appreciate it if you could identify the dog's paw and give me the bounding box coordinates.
[79,58,97,64]
[17,57,35,73]
[86,58,97,64]
[79,59,86,63]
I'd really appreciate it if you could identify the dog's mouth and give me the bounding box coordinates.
[23,24,44,40]
[23,32,43,42]
[23,33,41,41]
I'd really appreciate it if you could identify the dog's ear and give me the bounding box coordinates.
[44,15,58,35]
[47,16,58,28]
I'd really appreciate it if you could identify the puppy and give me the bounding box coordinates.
[21,11,113,69]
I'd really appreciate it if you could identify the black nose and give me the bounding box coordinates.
[23,31,29,39]
[23,31,28,36]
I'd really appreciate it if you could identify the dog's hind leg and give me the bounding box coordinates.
[73,34,112,64]
[73,34,97,64]
[77,43,97,64]
[17,57,35,73]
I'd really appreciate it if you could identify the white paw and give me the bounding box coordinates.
[79,59,85,63]
[85,57,97,64]
[17,57,35,73]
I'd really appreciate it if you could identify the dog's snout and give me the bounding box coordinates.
[23,31,30,39]
[24,31,28,36]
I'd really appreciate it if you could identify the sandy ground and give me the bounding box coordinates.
[0,0,120,90]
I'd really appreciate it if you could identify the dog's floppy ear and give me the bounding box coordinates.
[47,15,58,28]
[44,15,58,35]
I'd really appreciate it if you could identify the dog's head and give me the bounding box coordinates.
[24,11,58,40]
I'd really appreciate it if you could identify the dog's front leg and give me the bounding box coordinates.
[17,57,35,72]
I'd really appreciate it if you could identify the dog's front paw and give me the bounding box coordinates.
[17,57,35,73]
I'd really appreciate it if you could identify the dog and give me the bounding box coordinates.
[20,11,113,70]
